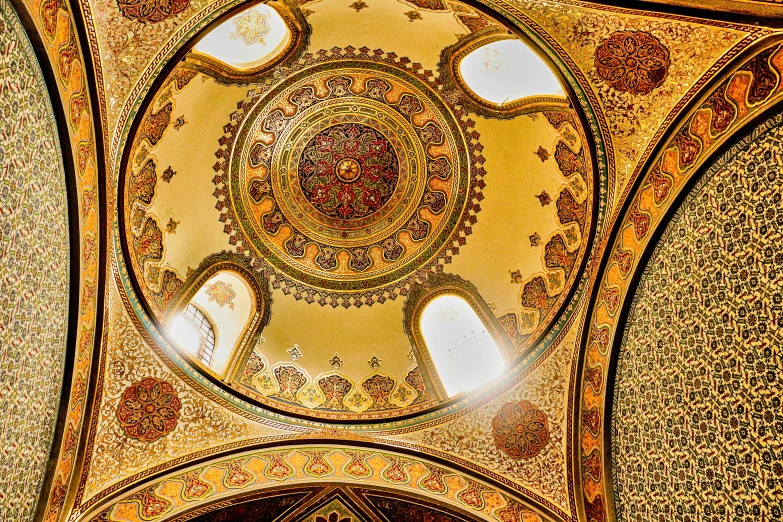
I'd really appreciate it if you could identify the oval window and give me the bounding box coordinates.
[193,3,292,72]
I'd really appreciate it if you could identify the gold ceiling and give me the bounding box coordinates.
[3,0,783,521]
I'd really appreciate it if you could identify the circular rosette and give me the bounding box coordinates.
[492,400,550,459]
[223,58,481,300]
[594,31,670,95]
[117,377,182,442]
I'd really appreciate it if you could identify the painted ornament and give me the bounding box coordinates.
[595,31,670,95]
[117,377,181,442]
[230,8,271,45]
[116,0,190,23]
[492,400,550,459]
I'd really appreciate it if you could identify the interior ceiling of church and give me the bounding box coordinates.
[2,0,782,521]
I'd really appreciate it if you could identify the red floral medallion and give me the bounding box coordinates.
[595,31,670,95]
[492,400,550,459]
[299,123,399,220]
[117,377,181,442]
[117,0,191,23]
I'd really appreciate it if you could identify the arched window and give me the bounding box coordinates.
[458,39,563,106]
[164,253,271,380]
[403,274,511,399]
[171,303,217,366]
[186,0,308,82]
[420,294,505,397]
[440,28,568,118]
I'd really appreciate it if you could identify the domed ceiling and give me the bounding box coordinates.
[120,0,595,420]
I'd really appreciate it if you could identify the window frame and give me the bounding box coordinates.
[164,252,272,381]
[182,302,218,367]
[438,26,569,119]
[402,273,513,400]
[183,0,310,85]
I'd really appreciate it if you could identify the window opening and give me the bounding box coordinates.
[181,303,216,366]
[419,294,505,397]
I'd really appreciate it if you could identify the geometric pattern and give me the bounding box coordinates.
[0,2,70,520]
[613,112,783,522]
[215,48,485,308]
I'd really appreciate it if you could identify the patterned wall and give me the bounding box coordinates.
[0,1,70,519]
[612,111,783,520]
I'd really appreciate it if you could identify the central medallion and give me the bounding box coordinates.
[299,123,399,219]
[218,51,484,305]
[336,158,361,183]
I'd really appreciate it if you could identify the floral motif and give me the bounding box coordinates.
[362,374,394,409]
[117,0,190,24]
[299,123,399,220]
[205,280,235,309]
[230,7,270,46]
[116,377,181,442]
[492,400,550,459]
[535,190,551,206]
[274,366,307,399]
[595,31,670,95]
[535,146,550,162]
[128,159,157,205]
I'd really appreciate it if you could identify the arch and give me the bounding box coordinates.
[184,0,310,84]
[609,106,783,521]
[164,252,272,380]
[438,26,568,119]
[575,40,783,522]
[82,445,554,522]
[403,273,513,400]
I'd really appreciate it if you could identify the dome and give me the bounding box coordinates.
[120,0,594,420]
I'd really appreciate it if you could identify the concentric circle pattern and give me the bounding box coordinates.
[220,52,484,305]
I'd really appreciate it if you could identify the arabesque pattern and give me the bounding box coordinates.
[581,44,783,522]
[86,447,544,522]
[612,109,783,522]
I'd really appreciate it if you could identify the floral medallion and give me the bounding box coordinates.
[492,400,550,459]
[117,377,181,442]
[595,31,670,95]
[299,123,399,219]
[217,49,483,306]
[116,0,190,23]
